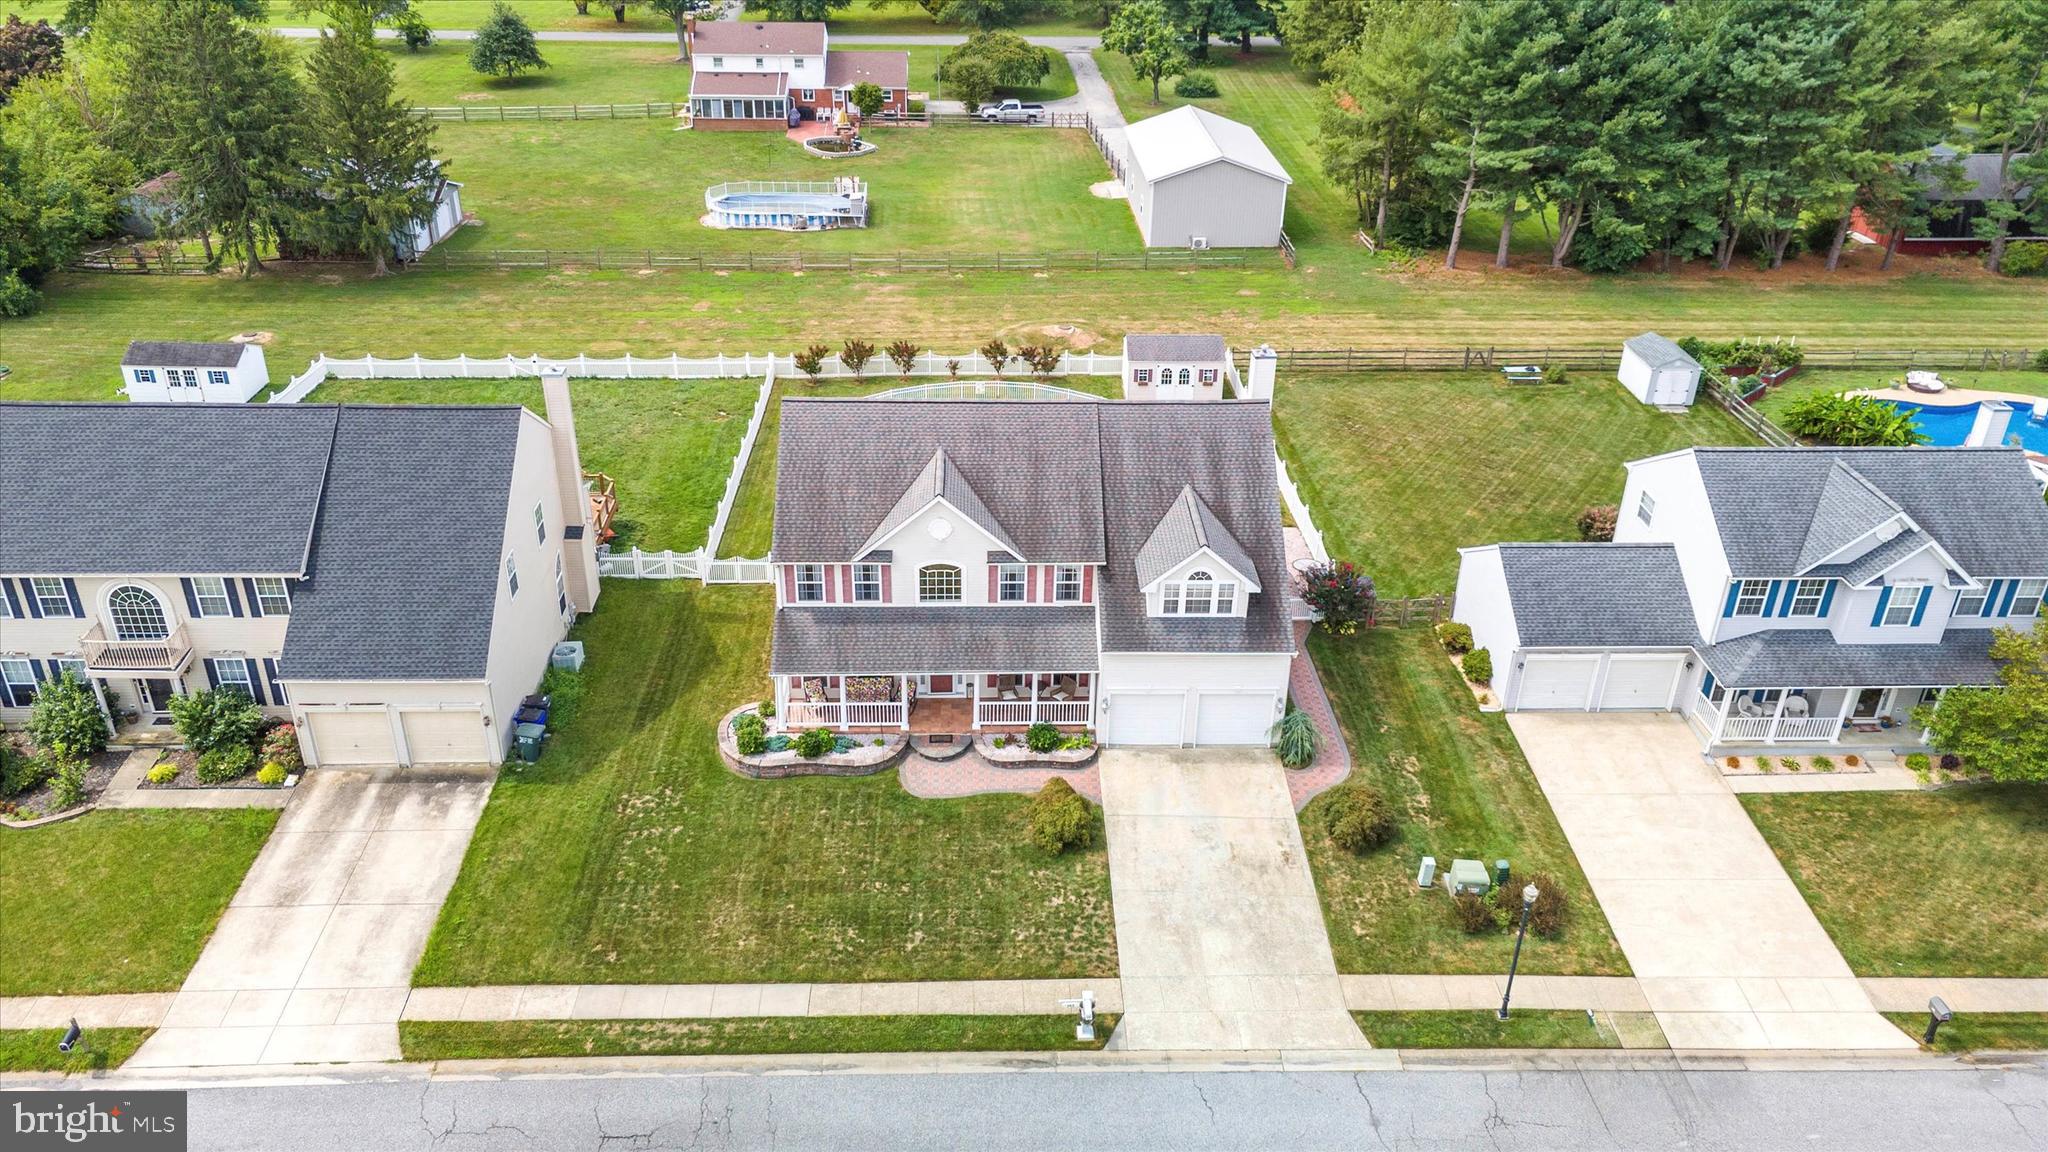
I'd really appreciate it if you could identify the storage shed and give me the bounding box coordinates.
[121,341,269,403]
[1618,332,1702,408]
[1122,106,1291,250]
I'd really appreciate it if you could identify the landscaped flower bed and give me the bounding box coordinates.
[977,725,1097,767]
[716,704,906,778]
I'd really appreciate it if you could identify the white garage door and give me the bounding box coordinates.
[1597,656,1685,710]
[1515,656,1599,711]
[400,709,493,765]
[1109,693,1185,745]
[307,710,398,766]
[1194,691,1276,746]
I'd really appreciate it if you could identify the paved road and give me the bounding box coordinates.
[18,1064,2040,1150]
[271,25,1282,50]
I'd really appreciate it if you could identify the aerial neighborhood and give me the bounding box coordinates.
[1,0,2047,1141]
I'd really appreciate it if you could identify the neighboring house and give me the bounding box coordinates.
[0,375,602,768]
[1122,334,1232,400]
[1850,146,2040,256]
[1617,332,1702,408]
[119,171,183,239]
[1454,446,2048,749]
[121,341,269,404]
[1122,106,1292,249]
[684,20,908,130]
[767,398,1295,746]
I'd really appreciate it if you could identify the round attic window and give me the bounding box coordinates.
[928,518,954,540]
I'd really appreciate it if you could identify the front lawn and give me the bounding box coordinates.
[1274,372,1756,597]
[0,1029,155,1074]
[1301,628,1629,976]
[0,811,278,996]
[309,375,758,551]
[400,1014,1115,1060]
[1351,1010,1627,1050]
[414,579,1117,986]
[1883,1013,2048,1054]
[1742,786,2048,977]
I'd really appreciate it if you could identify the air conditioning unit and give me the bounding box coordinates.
[1189,236,1210,251]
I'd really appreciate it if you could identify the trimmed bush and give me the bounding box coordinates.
[195,744,256,785]
[260,723,304,775]
[1435,622,1473,654]
[28,672,109,762]
[145,761,179,786]
[257,762,288,787]
[1576,505,1618,542]
[1453,892,1499,934]
[1174,69,1219,97]
[1939,753,1962,773]
[1905,752,1931,773]
[1321,784,1396,853]
[1025,777,1095,854]
[1461,648,1493,685]
[733,712,768,757]
[1843,754,1860,767]
[1811,755,1835,772]
[794,727,836,759]
[1542,364,1571,386]
[2000,240,2047,277]
[1498,871,1568,938]
[48,757,88,810]
[2034,348,2048,371]
[1755,755,1773,773]
[1270,708,1320,768]
[758,697,776,718]
[168,687,263,756]
[1025,721,1061,753]
[0,743,53,799]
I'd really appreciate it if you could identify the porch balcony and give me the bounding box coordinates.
[1689,683,1939,748]
[776,672,1094,734]
[79,622,193,674]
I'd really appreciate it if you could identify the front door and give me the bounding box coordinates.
[1851,687,1890,720]
[139,678,177,722]
[919,674,960,697]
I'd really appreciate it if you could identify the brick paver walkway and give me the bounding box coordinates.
[900,752,1102,803]
[1284,620,1352,810]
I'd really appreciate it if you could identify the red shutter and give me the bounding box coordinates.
[782,566,796,603]
[1082,566,1094,603]
[988,566,998,600]
[1042,566,1054,601]
[823,566,836,603]
[1026,565,1039,603]
[841,565,853,601]
[881,565,892,602]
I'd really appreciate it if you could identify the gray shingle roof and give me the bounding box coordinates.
[1134,485,1261,590]
[772,400,1106,564]
[1795,460,1905,571]
[0,403,335,575]
[772,606,1098,673]
[1496,543,1702,648]
[1803,529,1932,586]
[1622,332,1699,371]
[1700,629,2001,688]
[122,340,246,368]
[857,449,1023,560]
[1125,334,1227,362]
[689,20,826,56]
[1694,448,2048,578]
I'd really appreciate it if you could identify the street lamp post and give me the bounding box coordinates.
[1497,883,1539,1021]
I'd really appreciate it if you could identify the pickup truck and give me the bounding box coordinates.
[977,99,1047,123]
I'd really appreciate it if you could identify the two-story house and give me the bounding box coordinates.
[0,375,602,768]
[1454,446,2048,749]
[766,397,1295,746]
[684,20,908,130]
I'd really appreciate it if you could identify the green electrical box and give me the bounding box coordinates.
[1494,859,1511,888]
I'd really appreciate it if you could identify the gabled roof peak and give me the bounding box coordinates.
[856,447,1022,559]
[1134,484,1261,591]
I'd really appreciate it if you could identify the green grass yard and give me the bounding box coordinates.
[400,1014,1114,1061]
[0,1029,155,1074]
[1274,372,1756,597]
[1750,366,2048,426]
[414,578,1118,986]
[1351,1010,1630,1049]
[1742,787,2048,978]
[1882,1013,2048,1054]
[743,0,1101,39]
[0,811,278,997]
[1301,628,1629,977]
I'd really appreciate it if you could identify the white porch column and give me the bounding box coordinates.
[837,678,849,732]
[1830,689,1854,744]
[1764,692,1790,744]
[773,676,789,734]
[899,673,910,731]
[1030,675,1040,725]
[970,675,982,730]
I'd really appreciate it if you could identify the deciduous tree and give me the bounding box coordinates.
[1103,0,1187,104]
[0,16,63,104]
[470,1,549,79]
[941,30,1051,90]
[1915,627,2048,784]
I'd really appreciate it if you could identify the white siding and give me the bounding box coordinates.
[1616,452,1733,643]
[1451,545,1523,702]
[1123,359,1228,401]
[1098,651,1291,747]
[870,499,1009,606]
[1829,549,1956,645]
[285,682,494,768]
[1137,162,1288,249]
[122,346,268,403]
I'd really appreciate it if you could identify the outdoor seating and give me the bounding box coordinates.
[1783,696,1809,718]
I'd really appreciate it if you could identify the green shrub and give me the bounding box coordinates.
[992,735,1009,748]
[1436,621,1474,653]
[27,672,108,761]
[145,761,179,786]
[48,757,88,810]
[195,743,256,785]
[1453,891,1501,934]
[1321,784,1396,853]
[758,697,776,718]
[1781,392,1927,447]
[1497,871,1568,938]
[2034,348,2048,372]
[1576,505,1618,542]
[794,727,836,759]
[1755,755,1773,773]
[1025,721,1061,753]
[1174,69,1219,97]
[1461,648,1493,684]
[260,723,303,774]
[1270,708,1320,768]
[0,270,40,317]
[1542,363,1571,386]
[1025,777,1095,854]
[1905,752,1931,776]
[1999,241,2047,277]
[168,687,263,756]
[540,664,586,728]
[1057,732,1095,751]
[1294,559,1376,635]
[0,744,53,798]
[256,761,287,786]
[733,712,768,757]
[1811,755,1835,772]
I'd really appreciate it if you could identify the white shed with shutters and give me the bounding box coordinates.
[1618,332,1702,408]
[121,341,269,403]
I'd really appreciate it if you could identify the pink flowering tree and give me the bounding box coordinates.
[1295,559,1375,634]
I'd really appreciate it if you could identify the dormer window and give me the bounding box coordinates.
[920,564,961,602]
[1162,571,1235,615]
[1054,566,1082,602]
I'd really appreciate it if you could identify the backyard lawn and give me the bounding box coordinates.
[310,375,758,551]
[1300,627,1629,977]
[1274,371,1757,597]
[1750,366,2048,425]
[413,578,1118,986]
[1742,786,2048,978]
[0,811,278,997]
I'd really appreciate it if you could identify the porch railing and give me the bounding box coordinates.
[783,700,906,729]
[79,622,192,673]
[975,699,1092,727]
[1717,711,1842,743]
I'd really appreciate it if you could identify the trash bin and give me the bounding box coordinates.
[514,722,546,763]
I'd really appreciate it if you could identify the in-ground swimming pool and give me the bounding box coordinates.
[1877,397,2048,454]
[703,178,869,231]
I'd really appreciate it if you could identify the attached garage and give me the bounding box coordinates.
[1193,691,1276,745]
[1107,691,1186,746]
[399,709,493,766]
[1596,654,1686,710]
[1514,656,1600,710]
[305,710,398,766]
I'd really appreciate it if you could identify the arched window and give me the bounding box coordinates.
[919,564,962,602]
[108,585,169,640]
[1178,368,1192,387]
[1180,571,1214,615]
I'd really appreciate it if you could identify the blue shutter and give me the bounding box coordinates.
[22,579,41,619]
[1699,670,1716,698]
[224,579,244,617]
[1982,581,2003,617]
[180,578,201,616]
[1999,581,2020,616]
[62,578,83,617]
[1817,581,1836,617]
[242,579,264,618]
[1,579,20,618]
[1777,581,1797,617]
[244,659,267,705]
[1871,586,1894,626]
[44,660,65,683]
[1910,587,1931,626]
[202,658,218,689]
[1762,581,1782,616]
[1722,582,1741,617]
[263,659,285,704]
[29,661,48,683]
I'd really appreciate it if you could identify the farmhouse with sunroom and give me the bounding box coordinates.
[684,20,908,130]
[121,340,270,403]
[1454,446,2048,751]
[0,378,602,768]
[765,397,1295,746]
[1122,105,1292,249]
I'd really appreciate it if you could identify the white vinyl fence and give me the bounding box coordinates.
[1275,452,1329,564]
[703,367,776,559]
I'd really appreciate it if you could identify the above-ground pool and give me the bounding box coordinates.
[704,178,868,231]
[1878,397,2048,453]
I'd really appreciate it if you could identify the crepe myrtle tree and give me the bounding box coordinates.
[793,342,830,385]
[886,340,922,379]
[840,338,876,381]
[979,338,1012,378]
[1295,558,1375,634]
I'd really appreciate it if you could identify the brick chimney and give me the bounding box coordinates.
[541,367,602,614]
[683,13,696,58]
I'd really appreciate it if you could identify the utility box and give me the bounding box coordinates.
[1446,858,1491,896]
[1416,856,1437,889]
[551,641,586,671]
[1494,859,1511,888]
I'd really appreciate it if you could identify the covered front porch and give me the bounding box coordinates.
[775,672,1096,733]
[1688,681,1943,748]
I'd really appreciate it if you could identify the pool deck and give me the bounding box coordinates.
[1847,384,2048,411]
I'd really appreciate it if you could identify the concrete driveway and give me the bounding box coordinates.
[1099,748,1364,1051]
[1508,713,1913,1051]
[128,770,492,1068]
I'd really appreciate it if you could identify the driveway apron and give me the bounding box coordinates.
[1507,713,1914,1051]
[127,770,492,1068]
[1099,748,1365,1051]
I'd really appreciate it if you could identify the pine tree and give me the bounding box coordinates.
[1315,2,1450,244]
[1969,0,2048,273]
[1427,0,1559,269]
[303,16,440,274]
[469,2,548,80]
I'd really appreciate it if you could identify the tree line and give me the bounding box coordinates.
[1304,0,2048,274]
